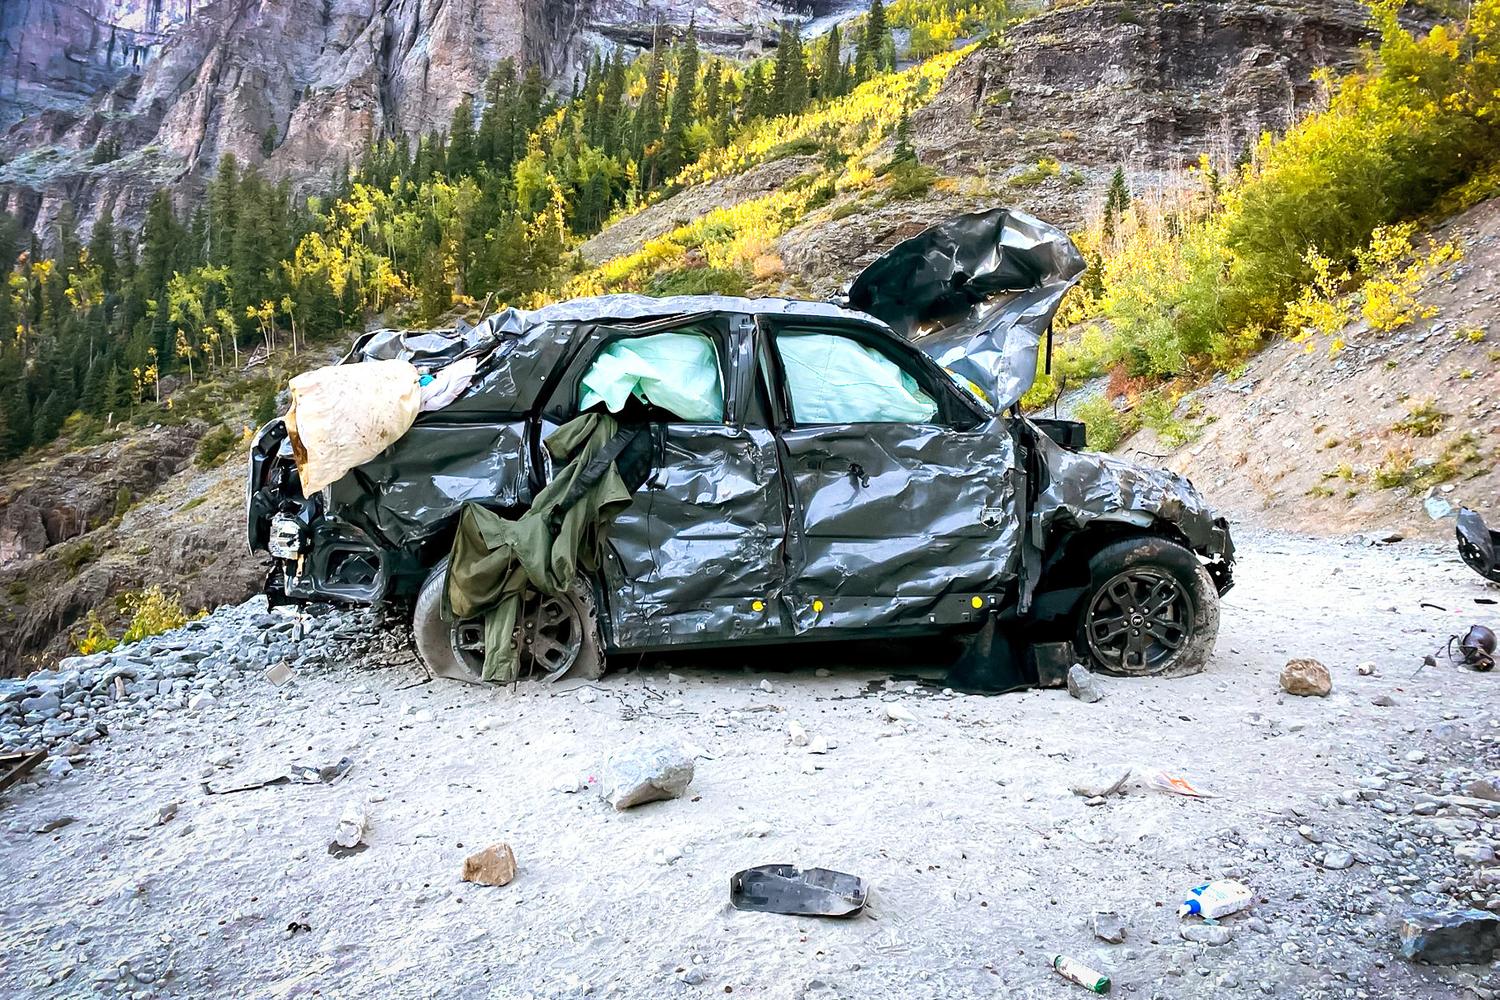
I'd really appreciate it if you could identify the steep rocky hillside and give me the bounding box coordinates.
[0,337,347,677]
[1125,194,1500,542]
[582,0,1376,293]
[0,0,828,239]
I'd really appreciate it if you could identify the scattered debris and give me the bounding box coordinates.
[1050,954,1111,994]
[265,662,296,686]
[1092,911,1127,943]
[1071,769,1131,799]
[1178,879,1252,918]
[1357,661,1377,676]
[329,802,368,857]
[156,800,180,826]
[1066,664,1104,703]
[1399,908,1500,964]
[0,749,45,793]
[1280,658,1332,697]
[1139,769,1214,798]
[883,703,917,723]
[598,740,694,810]
[729,865,868,917]
[203,756,353,795]
[1449,624,1497,672]
[461,843,517,887]
[31,815,75,834]
[787,720,809,747]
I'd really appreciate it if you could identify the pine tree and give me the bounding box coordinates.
[601,51,627,157]
[634,43,667,185]
[447,96,478,176]
[1102,166,1131,238]
[88,214,118,294]
[868,0,893,72]
[893,102,915,163]
[207,153,239,266]
[478,60,517,168]
[741,61,768,122]
[819,24,844,100]
[856,0,893,80]
[662,23,701,179]
[773,22,809,116]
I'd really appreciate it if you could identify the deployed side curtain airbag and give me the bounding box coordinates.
[777,333,938,424]
[578,332,724,422]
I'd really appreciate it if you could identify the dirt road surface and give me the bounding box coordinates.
[3,530,1499,999]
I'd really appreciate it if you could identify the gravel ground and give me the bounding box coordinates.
[3,529,1500,999]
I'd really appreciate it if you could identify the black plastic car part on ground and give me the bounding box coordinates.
[1458,508,1500,583]
[246,207,1235,684]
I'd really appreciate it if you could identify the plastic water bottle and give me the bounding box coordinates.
[1178,879,1253,919]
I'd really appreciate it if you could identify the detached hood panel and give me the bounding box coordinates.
[845,208,1086,410]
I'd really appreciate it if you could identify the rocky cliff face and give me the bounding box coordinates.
[0,0,808,241]
[777,0,1376,293]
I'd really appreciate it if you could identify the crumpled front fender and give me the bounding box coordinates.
[1025,418,1234,595]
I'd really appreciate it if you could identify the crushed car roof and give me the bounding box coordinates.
[351,208,1085,413]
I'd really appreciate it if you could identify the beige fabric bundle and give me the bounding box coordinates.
[285,359,421,493]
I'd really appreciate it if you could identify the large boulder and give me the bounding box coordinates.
[598,739,695,811]
[1281,658,1332,697]
[1399,908,1500,965]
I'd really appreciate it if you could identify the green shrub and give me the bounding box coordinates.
[195,424,240,469]
[882,158,938,200]
[1392,400,1447,437]
[1095,3,1500,380]
[646,265,751,298]
[1134,390,1195,449]
[1075,395,1129,451]
[58,541,97,576]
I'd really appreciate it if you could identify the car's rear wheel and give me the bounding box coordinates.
[1073,536,1219,678]
[412,557,603,683]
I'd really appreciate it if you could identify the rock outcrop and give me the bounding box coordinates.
[0,0,810,242]
[775,0,1375,293]
[0,421,267,677]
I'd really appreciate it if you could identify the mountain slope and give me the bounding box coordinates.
[1125,194,1500,542]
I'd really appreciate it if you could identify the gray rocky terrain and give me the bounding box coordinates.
[4,530,1500,997]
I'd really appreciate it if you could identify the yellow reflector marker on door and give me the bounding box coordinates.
[752,599,765,613]
[812,599,824,613]
[971,596,984,609]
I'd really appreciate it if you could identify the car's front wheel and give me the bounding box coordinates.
[1073,536,1219,678]
[412,557,604,683]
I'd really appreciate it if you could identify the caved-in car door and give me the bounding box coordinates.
[542,314,789,651]
[761,319,1023,634]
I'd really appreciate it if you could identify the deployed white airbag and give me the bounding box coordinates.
[286,358,422,493]
[776,333,938,424]
[578,332,724,422]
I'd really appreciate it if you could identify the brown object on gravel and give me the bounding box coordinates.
[1281,658,1333,697]
[461,843,517,887]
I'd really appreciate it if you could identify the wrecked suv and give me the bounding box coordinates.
[247,209,1234,685]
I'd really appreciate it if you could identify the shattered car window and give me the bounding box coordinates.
[776,332,938,424]
[578,331,725,422]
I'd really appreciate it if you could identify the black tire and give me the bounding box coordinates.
[411,557,604,683]
[1073,536,1219,678]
